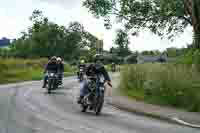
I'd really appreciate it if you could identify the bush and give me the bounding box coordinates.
[120,64,200,112]
[0,58,48,69]
[105,64,112,71]
[64,63,73,72]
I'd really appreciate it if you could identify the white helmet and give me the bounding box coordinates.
[56,57,62,61]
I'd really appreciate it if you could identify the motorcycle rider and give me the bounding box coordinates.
[111,62,116,72]
[42,56,58,88]
[56,57,64,85]
[77,54,112,104]
[77,59,86,79]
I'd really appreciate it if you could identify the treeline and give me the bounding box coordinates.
[0,10,98,63]
[139,46,192,57]
[0,10,195,64]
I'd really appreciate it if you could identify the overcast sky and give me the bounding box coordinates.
[0,0,193,52]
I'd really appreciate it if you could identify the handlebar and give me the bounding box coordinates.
[86,76,112,87]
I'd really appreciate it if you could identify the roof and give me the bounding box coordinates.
[137,55,167,63]
[0,38,10,47]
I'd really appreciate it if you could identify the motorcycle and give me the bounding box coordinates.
[79,75,106,115]
[46,71,59,94]
[111,66,116,72]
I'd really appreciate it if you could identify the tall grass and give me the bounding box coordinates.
[120,63,200,112]
[0,58,74,84]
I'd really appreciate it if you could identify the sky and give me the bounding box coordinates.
[0,0,193,52]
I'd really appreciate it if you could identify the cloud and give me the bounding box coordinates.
[130,27,192,52]
[0,8,31,38]
[37,0,81,9]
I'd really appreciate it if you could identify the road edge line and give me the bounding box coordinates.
[108,101,200,129]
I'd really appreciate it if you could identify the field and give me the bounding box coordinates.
[120,63,200,112]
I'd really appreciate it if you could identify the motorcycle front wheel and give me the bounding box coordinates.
[47,79,53,94]
[95,93,104,115]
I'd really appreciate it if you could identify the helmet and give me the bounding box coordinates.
[94,54,104,62]
[51,56,57,61]
[80,60,85,64]
[56,57,62,61]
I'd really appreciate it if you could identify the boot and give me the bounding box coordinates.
[42,80,47,88]
[42,83,46,88]
[77,96,84,104]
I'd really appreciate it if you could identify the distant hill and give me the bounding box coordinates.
[0,37,11,47]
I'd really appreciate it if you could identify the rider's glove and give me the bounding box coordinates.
[106,81,112,87]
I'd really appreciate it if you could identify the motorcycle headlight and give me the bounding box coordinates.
[80,69,83,72]
[100,87,105,91]
[99,76,104,83]
[50,73,54,76]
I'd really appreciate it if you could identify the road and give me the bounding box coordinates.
[0,76,199,133]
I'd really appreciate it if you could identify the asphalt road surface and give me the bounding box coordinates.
[0,76,199,133]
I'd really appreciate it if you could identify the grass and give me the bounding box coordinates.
[105,64,121,72]
[0,58,74,84]
[120,63,200,112]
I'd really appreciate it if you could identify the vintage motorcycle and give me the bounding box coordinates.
[79,75,109,115]
[46,71,60,94]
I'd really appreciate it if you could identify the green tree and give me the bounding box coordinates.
[0,48,10,58]
[142,51,150,55]
[110,46,118,55]
[114,29,131,57]
[83,0,192,39]
[9,10,97,61]
[67,21,99,60]
[166,47,177,57]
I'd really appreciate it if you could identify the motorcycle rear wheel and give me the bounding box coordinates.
[81,105,88,112]
[47,79,53,94]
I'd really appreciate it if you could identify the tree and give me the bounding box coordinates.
[0,48,10,58]
[154,50,161,55]
[114,29,131,57]
[67,21,99,60]
[9,10,97,61]
[166,47,177,57]
[110,46,117,54]
[83,0,192,39]
[29,10,44,23]
[142,51,150,55]
[192,0,200,48]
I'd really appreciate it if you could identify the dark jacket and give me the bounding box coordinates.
[45,62,58,73]
[78,64,86,68]
[57,63,64,72]
[86,63,111,81]
[78,64,86,72]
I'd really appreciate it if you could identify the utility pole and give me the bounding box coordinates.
[96,39,104,54]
